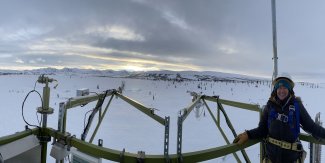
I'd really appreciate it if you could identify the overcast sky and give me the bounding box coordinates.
[1,0,325,82]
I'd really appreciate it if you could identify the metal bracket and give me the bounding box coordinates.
[120,148,125,163]
[37,106,54,114]
[37,134,51,143]
[98,139,103,147]
[212,95,220,99]
[150,108,155,114]
[58,102,66,132]
[51,130,59,145]
[164,116,170,163]
[177,116,183,163]
[65,134,75,151]
[25,125,31,131]
[137,151,145,163]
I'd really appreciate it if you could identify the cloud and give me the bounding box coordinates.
[162,10,190,30]
[85,25,145,41]
[0,54,12,58]
[0,0,324,81]
[29,58,46,64]
[0,0,276,77]
[1,27,50,41]
[15,58,24,64]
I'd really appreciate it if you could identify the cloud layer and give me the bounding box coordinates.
[1,0,325,82]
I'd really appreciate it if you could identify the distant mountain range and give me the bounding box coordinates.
[0,68,269,82]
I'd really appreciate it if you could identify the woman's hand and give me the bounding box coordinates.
[233,132,248,145]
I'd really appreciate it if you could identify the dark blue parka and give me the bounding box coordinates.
[247,95,325,163]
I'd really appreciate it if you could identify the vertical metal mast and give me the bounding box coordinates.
[271,0,278,80]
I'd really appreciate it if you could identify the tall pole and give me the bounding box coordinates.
[37,75,55,163]
[271,0,278,80]
[41,81,50,163]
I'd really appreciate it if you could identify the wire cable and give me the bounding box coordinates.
[83,92,101,128]
[22,90,43,128]
[81,90,109,140]
[84,109,95,129]
[36,111,41,126]
[33,80,37,90]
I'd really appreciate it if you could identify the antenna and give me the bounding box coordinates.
[271,0,278,81]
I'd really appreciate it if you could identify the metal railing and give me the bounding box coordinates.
[1,85,325,162]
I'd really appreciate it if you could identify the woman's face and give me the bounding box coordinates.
[276,86,289,100]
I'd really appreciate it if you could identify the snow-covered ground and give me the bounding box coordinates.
[0,74,323,162]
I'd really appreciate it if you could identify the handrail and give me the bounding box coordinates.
[3,91,325,163]
[0,128,39,146]
[300,133,325,144]
[44,127,260,163]
[1,127,324,163]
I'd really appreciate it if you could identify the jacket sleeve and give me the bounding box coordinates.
[246,105,269,139]
[299,100,325,139]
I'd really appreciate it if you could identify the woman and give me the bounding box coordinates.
[233,74,325,163]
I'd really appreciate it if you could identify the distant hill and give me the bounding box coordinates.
[0,68,269,82]
[124,70,267,82]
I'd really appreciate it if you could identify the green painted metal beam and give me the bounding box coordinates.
[89,95,114,143]
[181,95,203,122]
[65,92,113,109]
[300,133,325,144]
[203,99,242,163]
[3,128,325,163]
[181,139,260,163]
[115,92,165,126]
[204,96,260,112]
[204,99,251,163]
[44,127,261,163]
[0,128,39,145]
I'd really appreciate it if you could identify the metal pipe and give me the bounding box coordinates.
[180,95,203,122]
[271,0,278,80]
[41,82,50,163]
[204,96,260,112]
[115,92,165,125]
[214,100,251,163]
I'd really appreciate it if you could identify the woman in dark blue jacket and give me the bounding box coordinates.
[234,75,325,163]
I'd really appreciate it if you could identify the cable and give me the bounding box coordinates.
[36,111,41,126]
[22,90,43,128]
[84,109,95,129]
[83,92,101,127]
[81,90,109,140]
[33,80,37,90]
